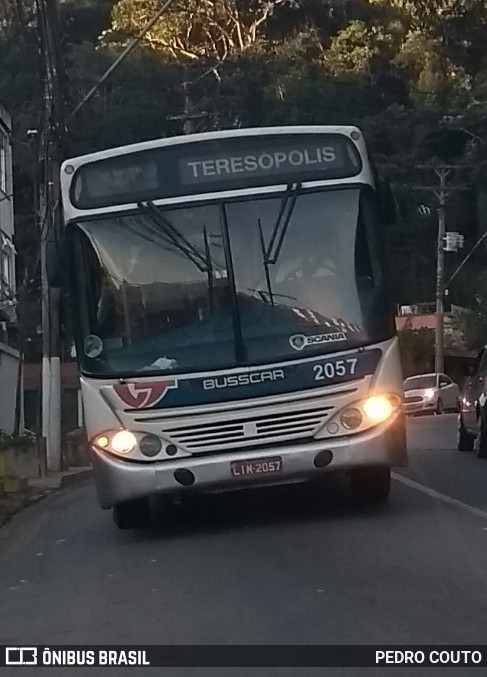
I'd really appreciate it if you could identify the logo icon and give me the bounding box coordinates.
[289,334,307,351]
[113,381,177,409]
[289,331,347,351]
[6,648,38,666]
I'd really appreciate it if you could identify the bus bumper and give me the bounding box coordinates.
[90,413,407,508]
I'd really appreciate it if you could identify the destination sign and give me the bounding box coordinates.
[178,144,347,185]
[77,158,159,200]
[70,133,362,209]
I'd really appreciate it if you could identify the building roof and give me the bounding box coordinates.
[396,314,437,330]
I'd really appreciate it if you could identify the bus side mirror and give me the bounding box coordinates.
[378,179,398,226]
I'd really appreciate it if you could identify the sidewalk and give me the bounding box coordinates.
[0,466,93,527]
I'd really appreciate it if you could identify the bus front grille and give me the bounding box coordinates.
[163,405,334,452]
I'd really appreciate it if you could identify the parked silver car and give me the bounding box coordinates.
[403,373,460,415]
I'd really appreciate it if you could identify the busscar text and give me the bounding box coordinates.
[203,369,286,390]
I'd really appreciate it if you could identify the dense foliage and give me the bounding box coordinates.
[397,327,435,377]
[1,0,487,358]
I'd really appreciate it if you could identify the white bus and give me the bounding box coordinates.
[60,126,407,528]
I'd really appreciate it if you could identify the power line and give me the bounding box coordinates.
[70,0,177,119]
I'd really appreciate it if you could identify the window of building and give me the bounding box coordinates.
[0,236,14,297]
[0,133,7,195]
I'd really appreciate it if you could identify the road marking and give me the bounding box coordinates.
[392,472,487,521]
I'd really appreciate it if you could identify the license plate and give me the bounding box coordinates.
[230,456,282,477]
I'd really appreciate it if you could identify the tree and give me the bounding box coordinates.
[0,0,34,40]
[397,327,434,376]
[322,19,401,76]
[458,270,487,351]
[368,0,470,31]
[102,0,292,61]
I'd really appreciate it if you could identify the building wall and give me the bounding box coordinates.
[0,102,15,324]
[23,362,81,437]
[0,103,19,433]
[0,341,20,433]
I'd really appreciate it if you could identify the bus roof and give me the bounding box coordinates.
[62,125,364,170]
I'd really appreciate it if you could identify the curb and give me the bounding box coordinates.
[0,491,48,528]
[0,468,94,529]
[60,468,93,488]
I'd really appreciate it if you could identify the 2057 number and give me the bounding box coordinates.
[313,358,358,382]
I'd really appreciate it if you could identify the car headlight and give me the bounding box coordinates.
[424,388,435,399]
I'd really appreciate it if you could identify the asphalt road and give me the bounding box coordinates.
[1,413,487,677]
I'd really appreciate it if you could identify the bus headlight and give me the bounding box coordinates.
[96,435,110,449]
[321,393,401,438]
[139,434,162,457]
[341,408,363,430]
[93,430,137,455]
[111,430,137,454]
[92,430,165,458]
[363,395,395,424]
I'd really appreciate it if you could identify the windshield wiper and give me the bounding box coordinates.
[202,226,215,313]
[264,182,301,265]
[258,218,275,305]
[258,182,301,305]
[138,201,209,273]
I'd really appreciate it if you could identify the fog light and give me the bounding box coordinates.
[95,435,109,449]
[341,408,363,430]
[363,395,394,423]
[111,430,137,454]
[139,434,162,457]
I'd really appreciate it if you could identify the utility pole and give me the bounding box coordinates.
[434,168,448,375]
[167,64,210,135]
[37,0,66,471]
[182,79,194,135]
[415,165,467,374]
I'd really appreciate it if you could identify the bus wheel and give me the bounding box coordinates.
[350,466,391,503]
[113,498,151,529]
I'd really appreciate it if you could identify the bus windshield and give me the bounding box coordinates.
[69,186,393,376]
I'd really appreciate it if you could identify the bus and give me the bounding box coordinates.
[59,126,407,529]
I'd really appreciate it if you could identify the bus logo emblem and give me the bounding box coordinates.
[289,334,306,351]
[113,381,177,409]
[289,332,347,351]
